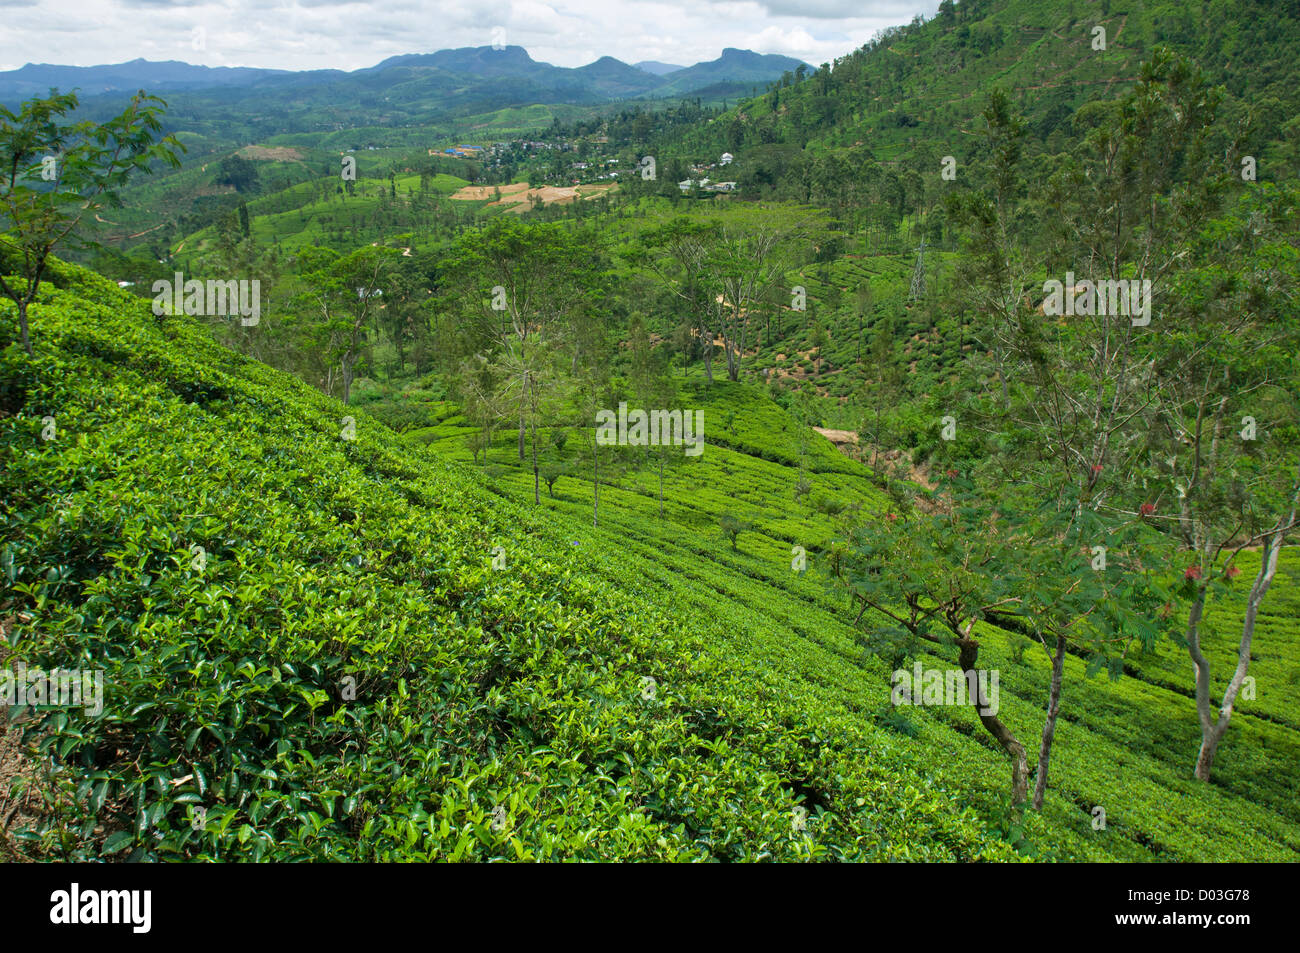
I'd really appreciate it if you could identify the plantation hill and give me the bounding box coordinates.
[2,260,1298,861]
[655,0,1300,200]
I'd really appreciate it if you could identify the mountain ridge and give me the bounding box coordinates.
[0,46,811,105]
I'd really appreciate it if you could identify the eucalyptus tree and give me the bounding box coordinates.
[1146,182,1300,781]
[628,316,677,517]
[945,86,1029,410]
[637,208,829,383]
[709,209,824,382]
[298,244,401,405]
[633,217,724,383]
[837,59,1231,811]
[457,352,505,465]
[439,218,605,464]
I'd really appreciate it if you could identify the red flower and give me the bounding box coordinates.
[1184,566,1203,581]
[1140,503,1157,516]
[884,512,899,522]
[1226,566,1242,578]
[1091,464,1104,474]
[946,469,959,478]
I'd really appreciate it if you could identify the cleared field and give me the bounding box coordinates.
[450,181,618,210]
[236,146,307,162]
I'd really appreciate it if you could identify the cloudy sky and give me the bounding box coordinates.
[0,0,938,72]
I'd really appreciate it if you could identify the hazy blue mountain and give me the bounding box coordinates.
[361,46,794,99]
[634,60,686,75]
[655,48,811,96]
[2,46,811,130]
[573,56,664,97]
[0,58,288,101]
[367,45,548,78]
[4,46,808,104]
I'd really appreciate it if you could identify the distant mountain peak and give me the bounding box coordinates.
[634,60,685,76]
[1,44,811,109]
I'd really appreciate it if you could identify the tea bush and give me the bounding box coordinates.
[2,260,1297,861]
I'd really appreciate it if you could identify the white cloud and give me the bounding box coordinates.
[0,0,937,72]
[754,0,930,20]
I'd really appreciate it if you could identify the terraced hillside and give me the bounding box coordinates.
[3,262,1296,861]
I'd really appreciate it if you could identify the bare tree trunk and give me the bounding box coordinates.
[1186,584,1215,776]
[1193,519,1292,780]
[18,302,32,357]
[518,370,527,461]
[959,635,1029,809]
[1032,632,1068,810]
[341,353,354,405]
[736,319,750,379]
[658,451,664,518]
[1194,729,1222,782]
[531,416,539,505]
[872,392,883,475]
[592,433,599,527]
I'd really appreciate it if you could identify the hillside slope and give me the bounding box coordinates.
[664,0,1300,196]
[2,262,1298,861]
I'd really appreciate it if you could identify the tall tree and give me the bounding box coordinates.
[1148,182,1300,781]
[299,244,400,405]
[710,215,819,382]
[440,218,603,464]
[946,86,1029,408]
[635,217,723,384]
[629,316,677,517]
[0,91,183,355]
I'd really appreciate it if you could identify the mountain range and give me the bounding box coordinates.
[0,47,808,106]
[632,60,685,76]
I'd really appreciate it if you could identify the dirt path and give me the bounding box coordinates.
[0,621,38,861]
[813,427,859,445]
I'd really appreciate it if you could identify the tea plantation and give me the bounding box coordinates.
[2,261,1298,861]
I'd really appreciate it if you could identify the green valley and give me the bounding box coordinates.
[2,0,1298,869]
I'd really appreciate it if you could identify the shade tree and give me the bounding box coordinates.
[0,90,183,355]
